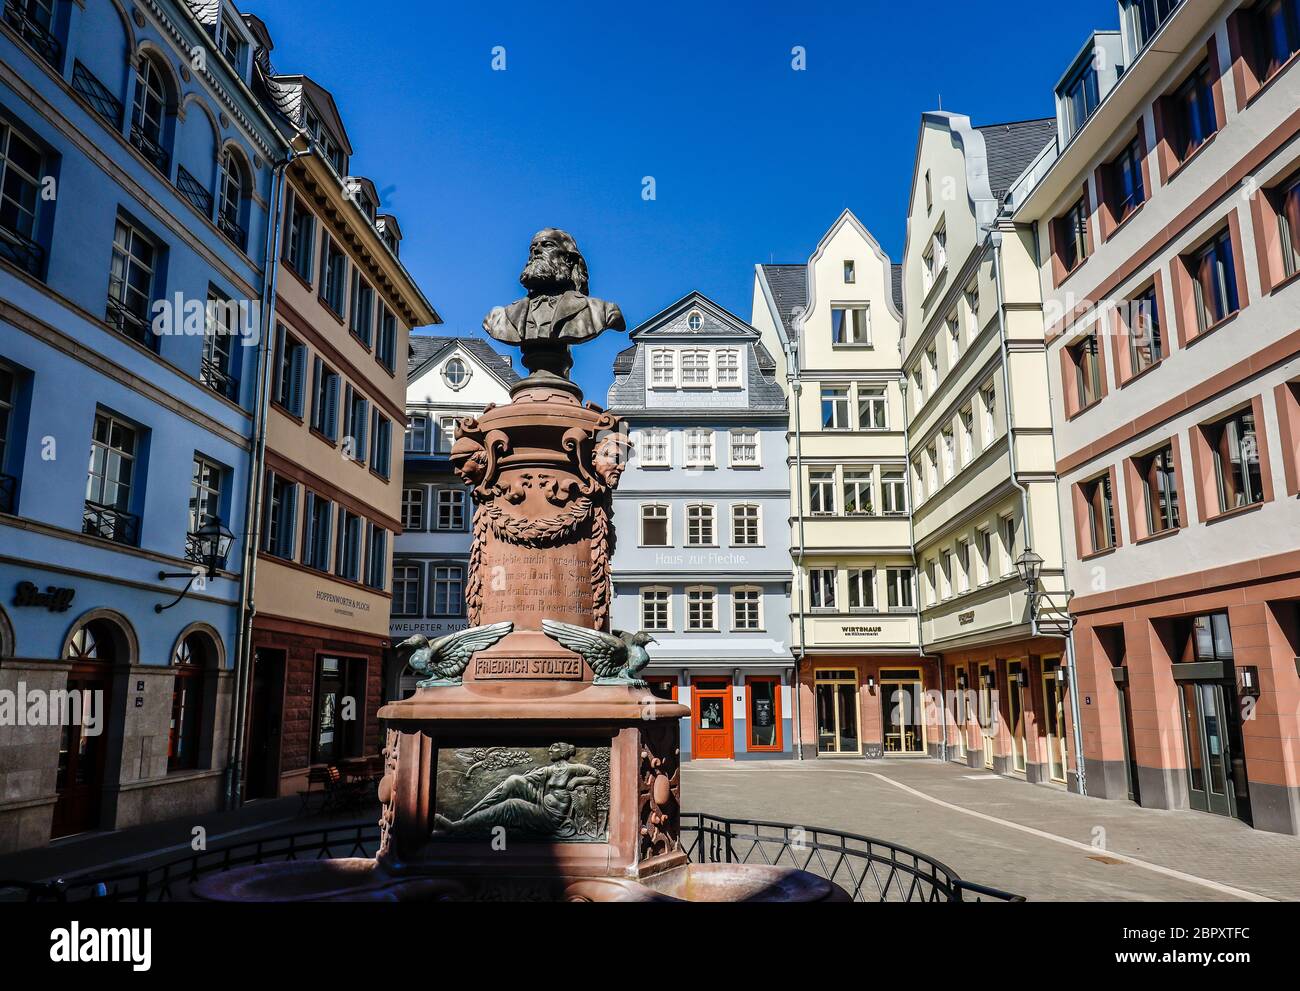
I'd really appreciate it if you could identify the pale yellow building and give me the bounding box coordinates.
[901,112,1077,788]
[752,210,928,759]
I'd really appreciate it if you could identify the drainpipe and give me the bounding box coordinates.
[990,222,1087,797]
[787,329,807,762]
[226,142,308,809]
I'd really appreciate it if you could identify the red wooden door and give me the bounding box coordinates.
[692,680,733,759]
[51,663,112,838]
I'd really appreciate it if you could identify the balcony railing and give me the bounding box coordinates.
[0,472,16,514]
[216,208,248,252]
[0,813,1023,903]
[199,354,239,401]
[129,122,170,176]
[70,60,122,129]
[82,500,140,546]
[105,293,154,345]
[0,223,44,279]
[3,0,61,69]
[174,165,213,218]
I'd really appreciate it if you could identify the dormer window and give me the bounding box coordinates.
[1061,62,1100,139]
[1126,0,1181,55]
[220,15,246,72]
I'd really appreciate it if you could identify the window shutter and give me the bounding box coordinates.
[290,342,305,416]
[283,483,298,558]
[325,374,339,441]
[310,357,322,428]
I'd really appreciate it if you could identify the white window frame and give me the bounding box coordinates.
[649,348,677,388]
[641,586,671,631]
[730,503,761,546]
[831,304,871,346]
[956,539,971,594]
[434,488,465,531]
[686,585,718,631]
[809,568,837,611]
[887,567,915,610]
[728,428,759,467]
[847,568,876,612]
[715,348,741,387]
[401,486,425,532]
[882,469,907,515]
[857,386,887,430]
[640,503,670,547]
[809,469,837,515]
[680,349,711,387]
[843,468,874,516]
[685,503,717,547]
[732,585,764,631]
[683,428,715,468]
[639,428,670,467]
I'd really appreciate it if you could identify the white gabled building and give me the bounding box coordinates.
[386,336,519,699]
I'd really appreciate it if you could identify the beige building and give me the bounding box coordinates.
[752,210,928,759]
[1016,0,1300,832]
[901,113,1078,789]
[243,77,438,800]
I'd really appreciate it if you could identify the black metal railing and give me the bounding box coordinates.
[71,60,123,129]
[199,354,239,401]
[82,500,139,546]
[105,293,153,345]
[216,208,248,252]
[681,814,1024,902]
[129,122,170,176]
[175,165,213,218]
[0,223,43,278]
[0,823,381,903]
[3,0,61,69]
[0,472,16,514]
[2,814,1023,903]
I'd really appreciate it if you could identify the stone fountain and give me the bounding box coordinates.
[195,230,845,902]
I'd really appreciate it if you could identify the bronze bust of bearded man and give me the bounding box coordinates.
[483,228,625,381]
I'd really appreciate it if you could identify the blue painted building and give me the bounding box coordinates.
[0,0,288,849]
[608,292,795,760]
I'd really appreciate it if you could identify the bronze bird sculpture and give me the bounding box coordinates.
[396,622,513,687]
[540,620,656,687]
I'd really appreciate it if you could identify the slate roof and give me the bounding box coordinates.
[607,294,786,414]
[759,264,808,340]
[977,118,1057,203]
[407,335,521,386]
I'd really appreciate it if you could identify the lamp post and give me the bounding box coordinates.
[1013,548,1045,627]
[156,517,235,612]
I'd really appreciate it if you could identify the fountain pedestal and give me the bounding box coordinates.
[194,232,846,902]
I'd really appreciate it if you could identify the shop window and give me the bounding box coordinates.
[746,678,782,751]
[311,655,365,764]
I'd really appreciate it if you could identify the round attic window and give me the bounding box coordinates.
[443,357,470,390]
[687,312,702,331]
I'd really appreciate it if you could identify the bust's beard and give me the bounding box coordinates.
[520,256,575,296]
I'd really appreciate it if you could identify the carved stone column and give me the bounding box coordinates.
[451,380,629,682]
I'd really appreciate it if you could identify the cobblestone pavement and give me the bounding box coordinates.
[681,758,1300,902]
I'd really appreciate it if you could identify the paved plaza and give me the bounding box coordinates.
[681,759,1300,902]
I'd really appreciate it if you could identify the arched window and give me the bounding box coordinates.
[169,632,211,771]
[216,147,249,249]
[130,53,172,173]
[66,618,120,663]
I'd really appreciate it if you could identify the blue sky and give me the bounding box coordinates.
[259,0,1118,399]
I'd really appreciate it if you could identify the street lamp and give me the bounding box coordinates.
[1014,549,1044,589]
[156,517,235,612]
